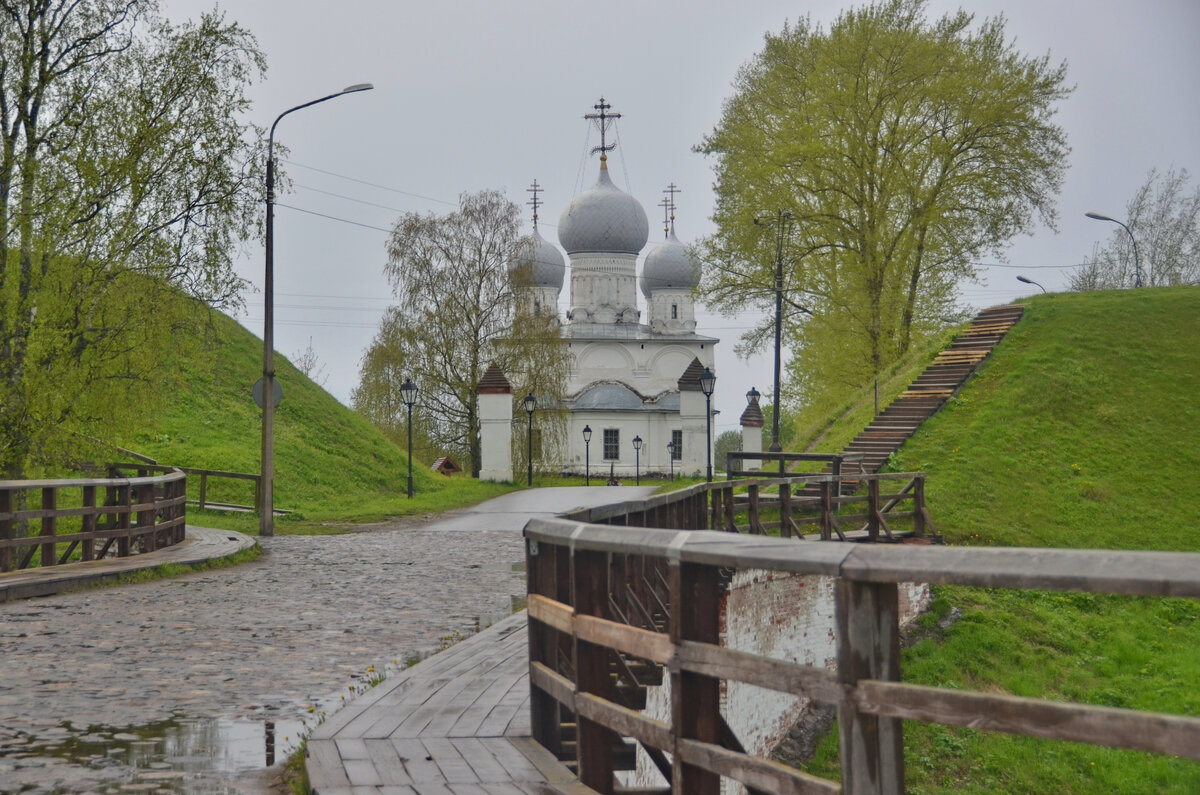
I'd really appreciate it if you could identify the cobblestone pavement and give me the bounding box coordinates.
[0,488,653,795]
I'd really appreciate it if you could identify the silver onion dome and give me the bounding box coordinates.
[557,166,649,255]
[641,230,699,297]
[511,228,566,290]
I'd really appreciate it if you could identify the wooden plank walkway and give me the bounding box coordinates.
[305,612,593,795]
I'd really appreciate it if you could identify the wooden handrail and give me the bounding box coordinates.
[0,472,186,573]
[525,519,1200,794]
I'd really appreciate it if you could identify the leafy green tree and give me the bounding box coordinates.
[696,0,1070,413]
[0,1,265,477]
[1071,167,1200,290]
[714,429,743,472]
[352,190,569,477]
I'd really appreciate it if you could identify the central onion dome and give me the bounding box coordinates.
[557,163,649,255]
[641,230,699,297]
[511,228,565,290]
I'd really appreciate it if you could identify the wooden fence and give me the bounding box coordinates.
[563,472,935,542]
[726,451,866,482]
[108,462,264,513]
[0,470,187,573]
[524,519,1200,794]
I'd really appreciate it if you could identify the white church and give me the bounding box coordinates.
[505,98,720,479]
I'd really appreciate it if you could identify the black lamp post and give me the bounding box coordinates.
[666,440,675,480]
[1086,211,1141,287]
[699,367,716,482]
[261,82,373,536]
[524,393,537,487]
[400,378,418,498]
[632,435,643,485]
[754,210,793,454]
[1016,275,1046,294]
[582,425,592,486]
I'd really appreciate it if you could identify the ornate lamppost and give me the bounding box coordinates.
[582,425,592,486]
[699,367,716,482]
[400,378,418,497]
[666,439,675,480]
[261,82,373,536]
[632,435,643,485]
[524,393,537,487]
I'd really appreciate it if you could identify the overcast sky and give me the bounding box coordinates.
[163,0,1199,436]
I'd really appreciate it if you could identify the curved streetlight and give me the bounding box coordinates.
[400,378,418,498]
[582,425,592,486]
[666,439,675,480]
[1016,275,1046,294]
[632,435,643,486]
[261,82,373,536]
[754,210,793,453]
[699,367,716,483]
[524,393,537,487]
[1086,211,1141,287]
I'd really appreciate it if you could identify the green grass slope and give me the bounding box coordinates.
[117,308,513,531]
[803,287,1200,792]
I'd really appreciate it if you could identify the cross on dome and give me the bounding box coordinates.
[663,182,681,233]
[526,179,543,230]
[585,96,621,165]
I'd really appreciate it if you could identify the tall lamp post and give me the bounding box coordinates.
[699,367,716,483]
[632,435,643,485]
[754,210,793,453]
[1016,275,1046,294]
[1086,211,1141,287]
[261,82,373,536]
[582,425,592,486]
[666,440,675,480]
[400,378,418,497]
[524,394,537,487]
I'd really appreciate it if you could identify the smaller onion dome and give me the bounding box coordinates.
[510,228,565,290]
[641,230,699,297]
[557,165,649,255]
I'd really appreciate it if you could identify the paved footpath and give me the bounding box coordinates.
[0,487,651,795]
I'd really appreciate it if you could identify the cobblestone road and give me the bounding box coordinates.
[0,488,653,795]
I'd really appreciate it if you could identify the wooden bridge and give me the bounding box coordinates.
[305,475,1200,794]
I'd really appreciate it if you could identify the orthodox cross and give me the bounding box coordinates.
[526,179,543,230]
[585,97,621,160]
[663,182,681,233]
[658,197,671,239]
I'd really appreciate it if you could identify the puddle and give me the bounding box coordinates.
[0,714,310,794]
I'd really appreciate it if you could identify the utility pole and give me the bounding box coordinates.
[754,210,794,461]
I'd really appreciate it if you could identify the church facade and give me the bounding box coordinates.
[513,99,718,478]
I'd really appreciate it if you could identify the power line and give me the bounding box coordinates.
[283,159,457,207]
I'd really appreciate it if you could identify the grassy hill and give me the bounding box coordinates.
[116,307,514,532]
[801,286,1200,792]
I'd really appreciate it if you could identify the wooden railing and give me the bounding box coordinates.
[563,473,935,542]
[109,462,265,513]
[726,450,866,482]
[524,519,1200,795]
[0,471,187,572]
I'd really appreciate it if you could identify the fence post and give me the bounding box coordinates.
[0,487,12,572]
[198,473,208,510]
[137,481,156,553]
[867,479,880,542]
[41,487,57,567]
[527,537,561,757]
[913,476,926,538]
[820,480,834,542]
[572,548,616,793]
[832,454,844,495]
[748,483,760,534]
[670,560,721,794]
[117,484,131,557]
[82,485,97,561]
[780,481,793,539]
[836,578,904,795]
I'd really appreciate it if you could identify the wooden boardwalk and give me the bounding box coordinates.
[305,612,592,795]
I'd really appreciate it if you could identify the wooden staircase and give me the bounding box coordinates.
[838,304,1025,478]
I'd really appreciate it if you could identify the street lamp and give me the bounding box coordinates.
[699,367,716,483]
[524,393,537,487]
[1086,211,1141,287]
[582,425,592,486]
[400,378,418,498]
[666,440,675,480]
[1016,275,1046,294]
[754,210,793,453]
[632,435,643,485]
[261,82,373,536]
